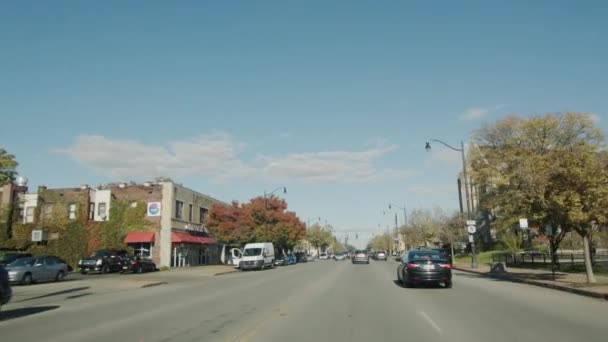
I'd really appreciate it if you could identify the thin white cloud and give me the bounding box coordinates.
[459,104,506,121]
[54,133,257,182]
[259,143,417,183]
[56,134,415,184]
[279,132,293,139]
[590,113,601,123]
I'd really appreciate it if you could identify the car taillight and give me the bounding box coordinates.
[131,261,138,265]
[406,263,420,269]
[439,263,451,269]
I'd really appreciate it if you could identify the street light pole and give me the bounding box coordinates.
[426,138,477,268]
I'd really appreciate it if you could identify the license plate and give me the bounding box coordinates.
[423,265,435,270]
[122,266,128,270]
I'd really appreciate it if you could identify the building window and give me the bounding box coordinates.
[68,204,77,220]
[189,204,193,222]
[199,207,208,224]
[175,200,184,219]
[25,207,35,223]
[88,202,95,220]
[42,204,53,220]
[98,202,107,219]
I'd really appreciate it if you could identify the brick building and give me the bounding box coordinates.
[4,181,226,268]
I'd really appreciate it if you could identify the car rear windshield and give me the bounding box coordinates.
[408,252,445,262]
[355,250,367,254]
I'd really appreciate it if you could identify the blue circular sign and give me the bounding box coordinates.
[148,203,160,215]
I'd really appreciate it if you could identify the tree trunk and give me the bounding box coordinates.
[582,234,597,283]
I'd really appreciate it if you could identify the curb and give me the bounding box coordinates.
[454,267,608,301]
[140,281,168,288]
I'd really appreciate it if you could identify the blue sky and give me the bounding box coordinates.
[1,1,607,248]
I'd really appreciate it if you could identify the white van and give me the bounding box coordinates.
[240,242,275,271]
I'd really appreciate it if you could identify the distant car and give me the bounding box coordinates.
[274,255,286,266]
[334,253,347,261]
[0,265,11,309]
[294,252,308,263]
[285,253,297,265]
[0,253,33,267]
[375,251,388,261]
[319,253,329,260]
[6,256,69,285]
[397,250,452,288]
[306,254,315,262]
[121,255,156,274]
[352,250,370,264]
[79,250,129,274]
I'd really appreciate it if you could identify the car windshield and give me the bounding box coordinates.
[243,248,262,256]
[8,257,36,267]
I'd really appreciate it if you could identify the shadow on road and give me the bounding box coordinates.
[16,286,90,303]
[66,292,93,299]
[0,305,60,322]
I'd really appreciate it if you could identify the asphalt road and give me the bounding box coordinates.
[2,260,608,342]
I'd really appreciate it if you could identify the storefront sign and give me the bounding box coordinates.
[147,202,161,216]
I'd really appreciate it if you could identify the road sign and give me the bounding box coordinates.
[467,225,477,234]
[466,220,476,226]
[519,218,528,229]
[468,235,474,242]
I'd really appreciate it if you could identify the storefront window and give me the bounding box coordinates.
[129,242,152,258]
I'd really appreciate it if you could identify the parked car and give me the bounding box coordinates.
[0,252,33,267]
[306,254,315,262]
[352,250,370,264]
[6,256,69,285]
[375,251,388,261]
[0,265,11,310]
[318,253,329,260]
[274,255,286,266]
[397,249,452,288]
[121,255,156,274]
[294,252,308,263]
[79,249,129,274]
[285,253,297,265]
[240,242,275,270]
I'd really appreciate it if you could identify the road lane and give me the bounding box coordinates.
[1,259,607,342]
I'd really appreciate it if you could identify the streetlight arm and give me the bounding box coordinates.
[266,187,286,197]
[428,139,462,152]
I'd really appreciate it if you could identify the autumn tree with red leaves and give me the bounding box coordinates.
[207,196,306,251]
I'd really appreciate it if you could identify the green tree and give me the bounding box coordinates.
[471,112,607,282]
[0,148,17,186]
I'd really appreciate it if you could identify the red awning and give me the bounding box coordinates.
[171,231,217,245]
[124,231,156,244]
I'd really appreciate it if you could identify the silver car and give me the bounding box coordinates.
[6,256,69,285]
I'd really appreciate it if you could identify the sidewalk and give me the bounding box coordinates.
[454,262,608,300]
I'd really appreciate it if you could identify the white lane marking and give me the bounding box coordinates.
[419,310,442,334]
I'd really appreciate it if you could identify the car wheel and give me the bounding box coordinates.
[80,270,87,275]
[21,273,33,286]
[55,271,65,282]
[445,281,453,289]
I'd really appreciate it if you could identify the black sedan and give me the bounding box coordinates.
[121,255,156,274]
[397,250,452,288]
